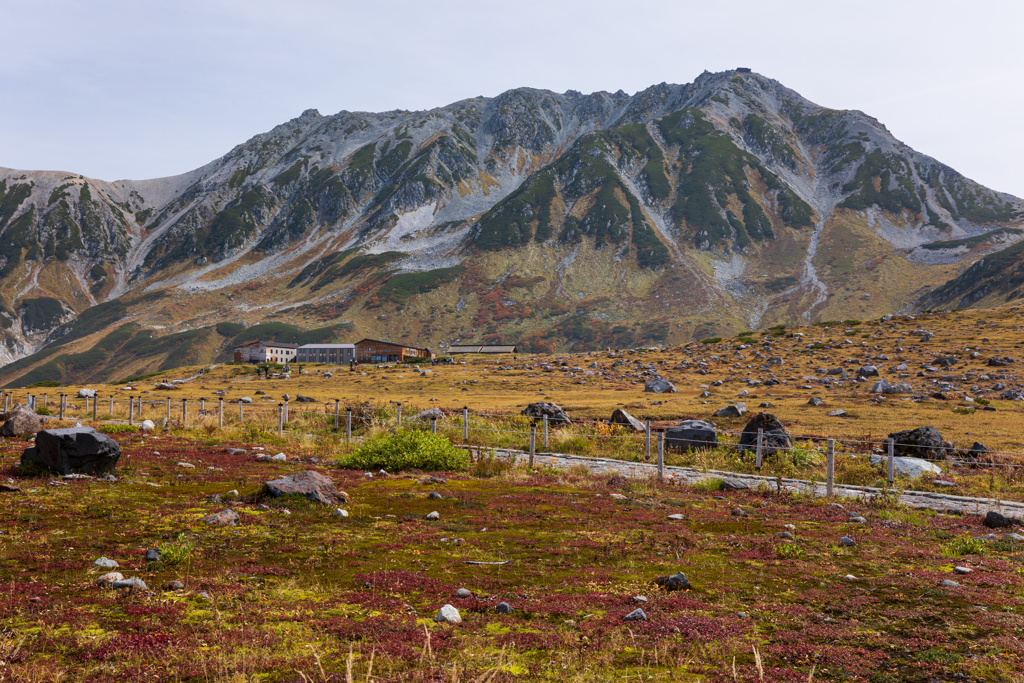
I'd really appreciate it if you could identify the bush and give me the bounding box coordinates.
[159,533,197,566]
[941,536,986,557]
[700,337,722,344]
[693,477,724,492]
[340,430,469,473]
[99,424,138,434]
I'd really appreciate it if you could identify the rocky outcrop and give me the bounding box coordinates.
[264,470,349,505]
[21,426,121,475]
[521,402,571,425]
[665,421,718,452]
[737,413,792,457]
[1,404,41,437]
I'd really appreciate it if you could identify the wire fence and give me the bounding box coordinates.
[5,387,1023,492]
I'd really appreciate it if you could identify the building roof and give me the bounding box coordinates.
[265,342,299,349]
[298,343,355,349]
[354,338,430,353]
[448,345,517,354]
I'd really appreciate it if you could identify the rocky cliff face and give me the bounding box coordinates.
[1,69,1022,382]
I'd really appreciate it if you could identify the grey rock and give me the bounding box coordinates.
[331,508,349,518]
[95,571,124,586]
[164,580,185,591]
[265,470,348,505]
[714,403,746,418]
[434,604,462,623]
[737,413,791,457]
[112,577,148,590]
[827,409,848,417]
[295,395,318,403]
[665,420,718,452]
[666,513,685,520]
[226,448,247,455]
[202,509,239,526]
[774,531,794,540]
[1,404,41,437]
[869,454,942,479]
[428,491,443,499]
[807,397,825,406]
[857,366,880,377]
[145,548,161,563]
[721,477,749,490]
[657,572,691,591]
[631,596,648,603]
[731,507,747,517]
[839,536,856,547]
[623,608,647,621]
[849,516,868,524]
[939,579,960,588]
[610,408,645,431]
[1006,533,1024,542]
[21,427,121,475]
[426,511,440,520]
[495,601,514,614]
[413,407,445,421]
[953,566,972,575]
[521,401,571,425]
[455,588,472,598]
[93,556,119,568]
[644,378,676,394]
[932,479,956,487]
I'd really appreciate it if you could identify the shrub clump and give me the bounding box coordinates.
[340,430,469,473]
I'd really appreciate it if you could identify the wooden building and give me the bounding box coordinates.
[297,344,355,364]
[447,345,517,354]
[354,338,433,363]
[233,341,299,363]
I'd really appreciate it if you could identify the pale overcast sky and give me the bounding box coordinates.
[2,0,1022,196]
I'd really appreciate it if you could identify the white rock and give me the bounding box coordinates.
[177,462,195,468]
[426,511,440,520]
[869,454,942,478]
[270,453,287,462]
[140,420,156,431]
[96,571,124,586]
[332,508,349,518]
[77,389,97,398]
[434,604,462,623]
[93,557,119,568]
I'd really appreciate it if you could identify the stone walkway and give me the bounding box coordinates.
[465,446,1024,520]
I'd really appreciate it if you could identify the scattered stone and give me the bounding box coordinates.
[631,596,648,603]
[21,427,121,476]
[264,470,348,505]
[202,509,239,526]
[610,408,645,431]
[434,604,462,623]
[932,479,956,487]
[270,453,287,462]
[77,389,97,398]
[857,365,880,377]
[655,572,691,591]
[849,515,868,524]
[93,556,119,569]
[295,395,318,403]
[495,601,514,614]
[95,572,124,586]
[775,531,794,540]
[426,511,440,521]
[644,378,676,394]
[428,491,443,499]
[737,413,792,457]
[139,420,156,431]
[954,566,973,575]
[521,402,571,425]
[666,513,685,520]
[839,536,856,547]
[1006,533,1024,542]
[164,581,185,591]
[455,588,472,598]
[177,462,195,469]
[983,510,1013,529]
[731,507,747,517]
[0,483,22,493]
[885,426,948,459]
[226,448,246,455]
[807,397,825,406]
[1,404,41,437]
[988,356,1016,367]
[145,548,161,563]
[664,420,718,452]
[623,608,647,621]
[714,403,746,418]
[721,478,748,490]
[869,454,942,479]
[939,579,960,588]
[332,508,349,518]
[844,574,858,581]
[112,577,148,591]
[827,409,848,417]
[154,382,180,390]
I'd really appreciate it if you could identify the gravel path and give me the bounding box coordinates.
[467,446,1024,520]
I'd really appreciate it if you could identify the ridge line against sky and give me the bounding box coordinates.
[1,0,1022,197]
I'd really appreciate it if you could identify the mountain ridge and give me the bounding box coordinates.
[1,69,1022,385]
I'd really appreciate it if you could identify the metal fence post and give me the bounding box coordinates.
[755,428,764,471]
[529,422,536,469]
[166,397,170,420]
[58,394,64,420]
[110,396,114,416]
[200,398,205,413]
[334,399,339,431]
[239,401,243,423]
[462,406,469,442]
[826,439,835,497]
[284,400,289,424]
[218,398,224,429]
[181,398,187,425]
[92,395,98,422]
[346,408,352,444]
[128,396,134,425]
[887,437,895,486]
[657,430,665,482]
[645,419,651,461]
[44,393,49,414]
[396,402,402,427]
[431,417,437,434]
[543,414,549,450]
[278,403,284,435]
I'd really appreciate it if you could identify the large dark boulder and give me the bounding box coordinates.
[737,413,792,457]
[885,426,947,459]
[265,470,349,505]
[644,378,676,394]
[1,404,41,437]
[21,427,121,475]
[610,408,644,432]
[665,420,718,452]
[521,402,571,425]
[988,356,1016,367]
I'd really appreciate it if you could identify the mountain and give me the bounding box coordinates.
[1,69,1022,385]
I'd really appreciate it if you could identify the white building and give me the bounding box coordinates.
[296,343,355,364]
[233,341,299,364]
